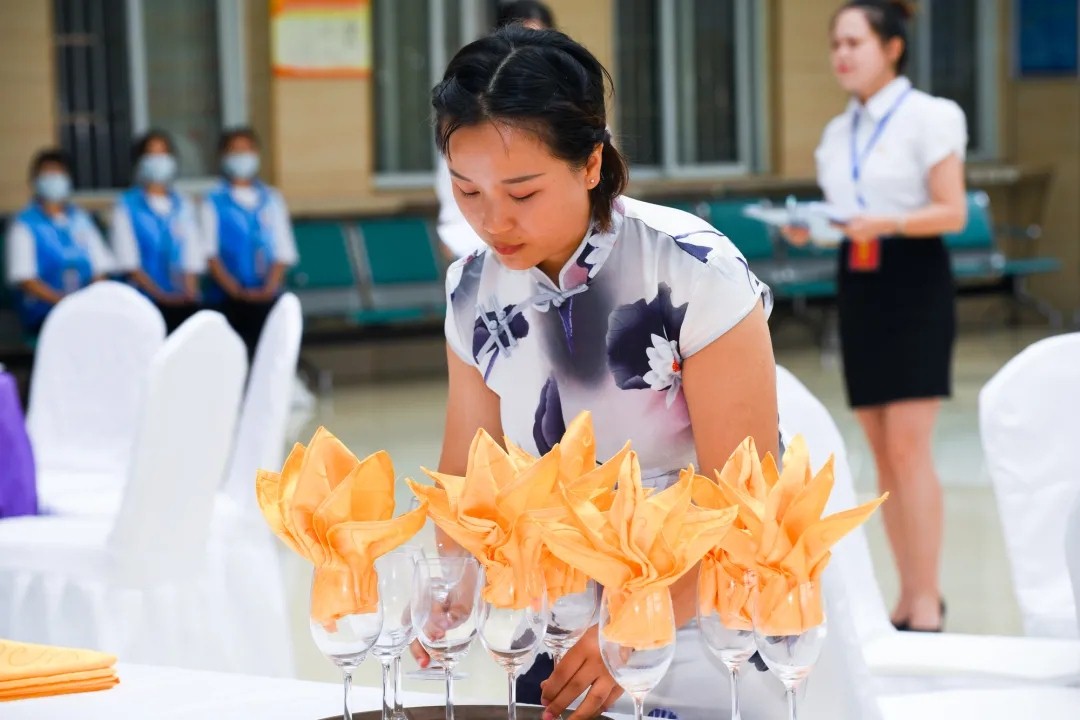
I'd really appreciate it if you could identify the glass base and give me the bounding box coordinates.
[404,666,468,681]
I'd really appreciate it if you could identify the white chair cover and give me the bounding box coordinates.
[979,332,1080,638]
[27,282,166,513]
[1066,488,1080,637]
[0,312,255,672]
[222,293,303,512]
[776,365,894,644]
[775,365,1080,690]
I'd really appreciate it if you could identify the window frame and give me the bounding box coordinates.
[910,0,1000,161]
[373,0,487,189]
[621,0,766,180]
[121,0,249,193]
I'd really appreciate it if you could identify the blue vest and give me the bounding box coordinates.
[207,183,276,292]
[121,189,186,295]
[13,204,95,329]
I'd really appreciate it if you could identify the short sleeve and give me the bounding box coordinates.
[678,242,772,360]
[919,99,968,169]
[78,216,116,276]
[269,191,299,266]
[178,199,207,273]
[200,199,220,258]
[443,258,477,367]
[109,204,140,272]
[5,222,37,285]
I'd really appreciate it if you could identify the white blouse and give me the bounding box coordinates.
[815,76,967,219]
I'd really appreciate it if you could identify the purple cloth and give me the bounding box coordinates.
[0,371,37,517]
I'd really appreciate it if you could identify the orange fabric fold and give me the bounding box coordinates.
[697,436,887,636]
[536,452,738,650]
[256,427,428,627]
[0,639,118,702]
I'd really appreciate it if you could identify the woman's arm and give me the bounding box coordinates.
[541,302,778,720]
[438,345,504,474]
[845,153,968,242]
[18,279,63,305]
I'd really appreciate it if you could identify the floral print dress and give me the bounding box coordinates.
[445,196,773,489]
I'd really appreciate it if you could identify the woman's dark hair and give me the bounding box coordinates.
[218,126,260,155]
[496,1,555,29]
[130,129,176,163]
[28,148,71,179]
[432,25,628,232]
[835,0,913,73]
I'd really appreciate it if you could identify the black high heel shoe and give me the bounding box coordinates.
[893,599,946,633]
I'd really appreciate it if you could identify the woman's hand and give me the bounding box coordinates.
[779,224,811,247]
[844,215,898,244]
[539,625,623,720]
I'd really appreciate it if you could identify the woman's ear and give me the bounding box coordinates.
[885,37,904,69]
[584,143,603,186]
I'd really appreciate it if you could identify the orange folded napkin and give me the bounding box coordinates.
[0,639,118,702]
[256,427,428,628]
[409,428,564,609]
[696,436,887,636]
[536,449,738,650]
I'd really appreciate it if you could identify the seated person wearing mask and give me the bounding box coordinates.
[110,130,206,332]
[200,127,298,358]
[4,149,116,335]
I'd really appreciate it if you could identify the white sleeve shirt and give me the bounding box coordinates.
[109,194,206,275]
[815,76,968,218]
[6,210,115,285]
[201,185,298,267]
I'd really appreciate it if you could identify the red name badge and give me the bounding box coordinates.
[848,238,881,272]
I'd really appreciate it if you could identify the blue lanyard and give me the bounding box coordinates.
[850,88,911,208]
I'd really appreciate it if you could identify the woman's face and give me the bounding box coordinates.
[446,122,600,277]
[830,8,901,97]
[143,136,172,156]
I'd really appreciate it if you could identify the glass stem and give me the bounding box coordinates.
[380,658,393,720]
[507,669,517,720]
[343,668,354,720]
[551,648,564,667]
[729,665,741,720]
[393,654,405,718]
[632,694,646,720]
[445,661,456,720]
[787,686,797,720]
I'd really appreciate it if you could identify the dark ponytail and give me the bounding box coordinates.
[835,0,913,73]
[431,25,629,232]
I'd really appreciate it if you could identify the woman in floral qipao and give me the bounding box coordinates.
[414,24,875,720]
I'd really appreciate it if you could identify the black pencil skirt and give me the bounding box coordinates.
[837,236,956,409]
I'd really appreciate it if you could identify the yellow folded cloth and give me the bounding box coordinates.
[256,427,428,628]
[0,639,118,702]
[536,450,738,650]
[696,436,887,636]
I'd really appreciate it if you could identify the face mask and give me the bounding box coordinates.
[222,152,260,181]
[138,154,178,185]
[35,172,72,202]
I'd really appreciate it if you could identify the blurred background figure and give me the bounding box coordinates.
[782,0,966,633]
[110,130,205,333]
[201,127,298,359]
[434,0,556,260]
[4,149,115,336]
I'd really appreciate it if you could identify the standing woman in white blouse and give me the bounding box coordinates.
[785,0,967,633]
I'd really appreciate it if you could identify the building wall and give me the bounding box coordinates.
[0,1,56,212]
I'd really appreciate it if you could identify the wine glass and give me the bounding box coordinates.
[374,546,422,720]
[309,567,384,720]
[411,556,483,720]
[751,581,828,720]
[696,567,756,720]
[478,571,549,720]
[545,579,600,667]
[598,588,676,720]
[405,494,468,682]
